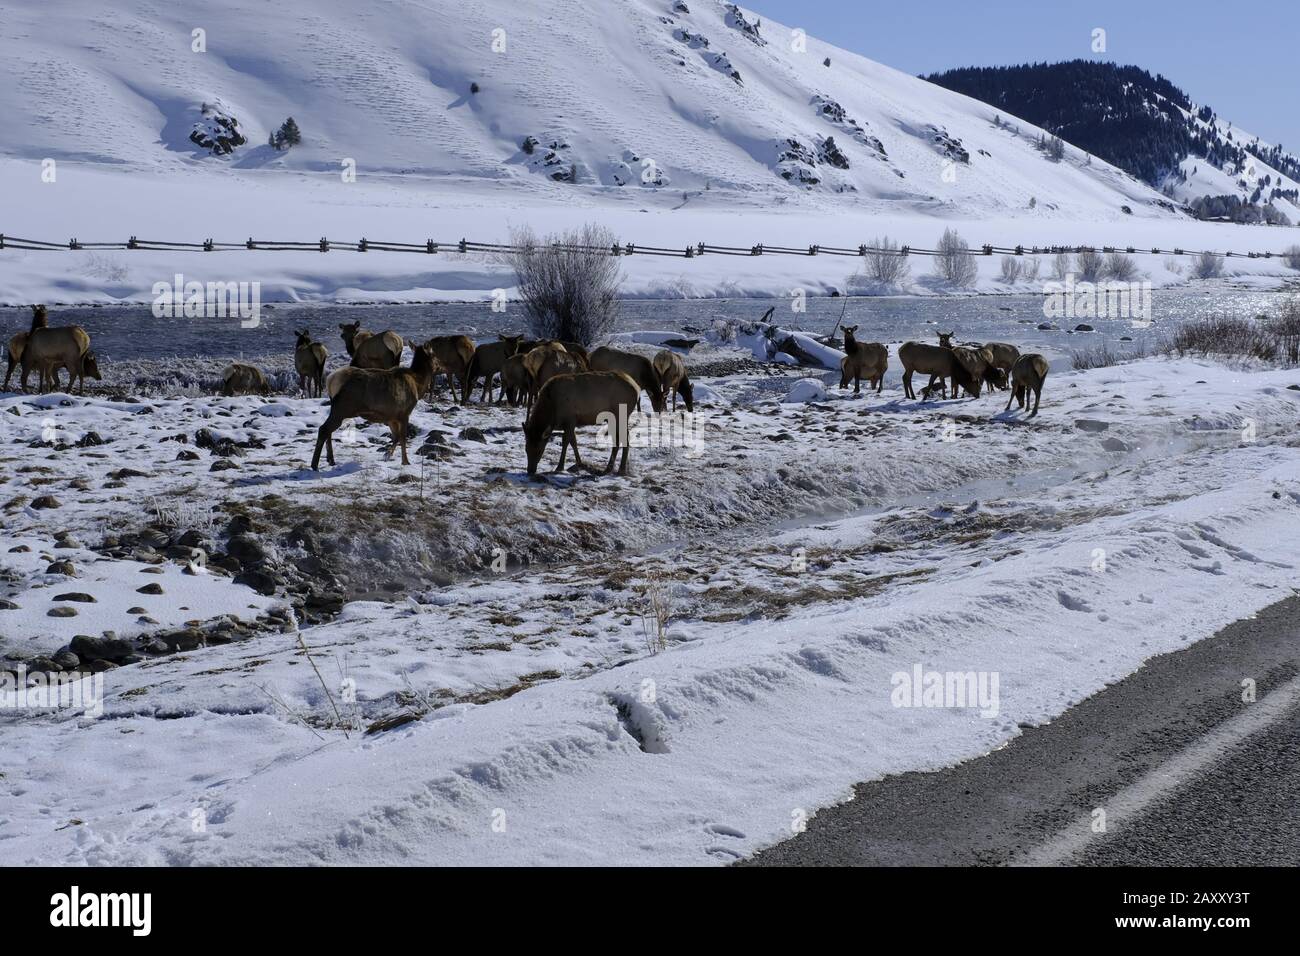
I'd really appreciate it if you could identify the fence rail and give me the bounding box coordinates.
[0,232,1293,263]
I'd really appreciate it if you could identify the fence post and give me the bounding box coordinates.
[319,237,329,252]
[203,238,214,251]
[127,236,138,250]
[752,243,763,255]
[458,238,468,253]
[426,240,437,254]
[685,246,693,258]
[358,238,368,252]
[982,244,993,256]
[247,237,256,249]
[69,238,79,249]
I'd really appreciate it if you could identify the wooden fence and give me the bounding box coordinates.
[0,232,1293,263]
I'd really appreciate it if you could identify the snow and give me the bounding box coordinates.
[1,0,1297,305]
[3,353,1300,864]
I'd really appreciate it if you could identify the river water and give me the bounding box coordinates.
[3,288,1288,364]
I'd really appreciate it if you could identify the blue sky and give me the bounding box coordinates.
[747,0,1300,150]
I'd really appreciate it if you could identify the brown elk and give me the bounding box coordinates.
[1006,354,1049,416]
[588,346,666,412]
[312,344,436,469]
[221,363,271,397]
[899,341,978,400]
[524,371,640,476]
[294,329,328,398]
[463,334,523,403]
[4,305,49,391]
[652,350,694,411]
[424,334,475,402]
[20,323,94,394]
[840,343,888,395]
[339,321,403,369]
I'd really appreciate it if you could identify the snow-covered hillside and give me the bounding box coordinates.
[0,0,1170,214]
[1,0,1298,305]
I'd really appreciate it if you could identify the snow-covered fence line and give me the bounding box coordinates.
[0,232,1292,264]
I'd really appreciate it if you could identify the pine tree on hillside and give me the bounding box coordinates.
[269,117,302,150]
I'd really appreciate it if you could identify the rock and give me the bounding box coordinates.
[75,431,105,448]
[136,582,165,595]
[176,449,201,461]
[234,569,278,596]
[127,606,147,614]
[9,545,31,553]
[1037,323,1058,331]
[70,633,134,662]
[53,592,97,603]
[210,459,240,472]
[30,495,61,509]
[108,468,150,480]
[459,426,488,443]
[46,560,76,576]
[1101,437,1131,452]
[0,599,18,610]
[1074,419,1109,433]
[48,606,79,618]
[52,649,80,670]
[226,534,267,567]
[1074,324,1095,332]
[177,529,207,548]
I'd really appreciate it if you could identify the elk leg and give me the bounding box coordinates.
[567,426,585,471]
[399,418,410,464]
[313,412,344,470]
[1031,386,1041,417]
[554,432,568,473]
[1005,386,1015,412]
[618,444,630,476]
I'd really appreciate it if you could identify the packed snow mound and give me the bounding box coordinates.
[0,0,1174,219]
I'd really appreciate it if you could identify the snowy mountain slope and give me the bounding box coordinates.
[925,61,1300,224]
[0,0,1172,219]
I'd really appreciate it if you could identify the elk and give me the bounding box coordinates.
[980,342,1019,390]
[899,341,978,400]
[950,345,1003,394]
[652,350,694,411]
[531,347,587,409]
[589,346,666,412]
[500,353,531,407]
[339,321,403,369]
[463,334,523,403]
[20,323,93,394]
[294,329,328,398]
[4,305,49,391]
[312,343,436,469]
[1006,353,1049,416]
[424,334,475,403]
[221,363,271,397]
[524,371,640,476]
[839,343,888,395]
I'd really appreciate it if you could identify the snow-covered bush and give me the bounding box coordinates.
[932,228,977,286]
[1166,316,1275,361]
[1076,248,1104,282]
[506,223,622,346]
[999,256,1021,283]
[1194,251,1224,279]
[864,236,910,285]
[269,117,301,150]
[1052,252,1073,280]
[1284,245,1300,271]
[1103,252,1139,282]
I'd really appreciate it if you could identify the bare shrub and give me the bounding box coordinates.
[1165,316,1276,362]
[1263,297,1300,364]
[1021,257,1041,282]
[1076,248,1104,282]
[1284,245,1300,271]
[506,223,622,346]
[1070,339,1150,370]
[865,235,911,285]
[1052,252,1072,280]
[932,228,977,286]
[999,256,1021,283]
[639,571,674,655]
[1104,252,1139,282]
[1164,257,1184,276]
[1193,251,1224,279]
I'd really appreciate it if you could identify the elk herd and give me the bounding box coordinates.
[4,306,1051,479]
